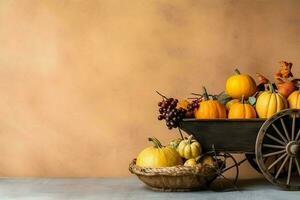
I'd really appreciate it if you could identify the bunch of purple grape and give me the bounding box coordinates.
[158,98,187,129]
[187,99,201,113]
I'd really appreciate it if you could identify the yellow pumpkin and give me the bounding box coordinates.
[226,69,257,98]
[177,135,202,159]
[228,97,256,119]
[225,99,240,111]
[184,158,198,167]
[195,87,226,119]
[136,137,183,167]
[256,84,287,118]
[287,90,300,109]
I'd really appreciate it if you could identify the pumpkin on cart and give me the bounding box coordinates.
[130,61,300,191]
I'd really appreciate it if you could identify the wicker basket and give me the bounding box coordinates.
[129,159,217,191]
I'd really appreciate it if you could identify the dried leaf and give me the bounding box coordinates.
[256,73,270,84]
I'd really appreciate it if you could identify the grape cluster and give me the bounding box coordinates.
[158,98,187,129]
[187,99,201,113]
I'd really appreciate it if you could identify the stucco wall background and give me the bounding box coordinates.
[0,0,299,177]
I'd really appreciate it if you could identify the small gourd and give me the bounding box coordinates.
[226,69,257,98]
[136,137,183,167]
[228,96,257,119]
[184,158,198,167]
[195,87,227,119]
[177,135,202,159]
[200,155,215,167]
[169,138,183,150]
[256,84,287,118]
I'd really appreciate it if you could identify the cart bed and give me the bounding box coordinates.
[179,119,265,153]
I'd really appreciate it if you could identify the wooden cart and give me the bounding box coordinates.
[179,109,300,190]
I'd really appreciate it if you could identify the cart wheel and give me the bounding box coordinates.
[245,153,261,173]
[256,109,300,190]
[245,153,291,176]
[202,151,239,191]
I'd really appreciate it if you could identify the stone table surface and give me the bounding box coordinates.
[0,177,299,200]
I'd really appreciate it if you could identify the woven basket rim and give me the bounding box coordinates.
[129,159,217,177]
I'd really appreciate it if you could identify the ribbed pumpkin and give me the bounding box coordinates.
[195,87,227,119]
[136,138,183,167]
[228,96,257,119]
[256,84,287,118]
[226,69,257,98]
[177,135,202,159]
[225,99,240,111]
[287,90,300,109]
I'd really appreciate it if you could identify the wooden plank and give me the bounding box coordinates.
[179,119,265,153]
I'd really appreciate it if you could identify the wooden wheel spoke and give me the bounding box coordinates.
[263,149,286,158]
[266,134,286,146]
[221,163,238,174]
[291,114,296,140]
[280,118,291,141]
[267,153,287,170]
[296,128,300,141]
[256,109,300,189]
[272,124,288,143]
[275,155,289,179]
[263,144,285,149]
[287,157,293,185]
[295,158,300,176]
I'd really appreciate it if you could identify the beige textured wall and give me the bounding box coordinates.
[0,0,299,177]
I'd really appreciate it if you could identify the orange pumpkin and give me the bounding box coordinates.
[225,99,240,111]
[195,87,226,119]
[228,96,257,119]
[226,69,257,98]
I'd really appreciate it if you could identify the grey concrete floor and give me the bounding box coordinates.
[0,177,299,200]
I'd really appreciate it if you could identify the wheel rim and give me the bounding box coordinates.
[203,151,239,191]
[256,109,300,190]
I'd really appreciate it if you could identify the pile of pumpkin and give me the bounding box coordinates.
[178,61,300,119]
[136,136,214,168]
[135,61,299,169]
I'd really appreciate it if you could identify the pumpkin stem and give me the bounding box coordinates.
[269,83,275,93]
[187,135,193,144]
[234,68,241,75]
[148,137,163,148]
[241,95,245,104]
[202,86,209,100]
